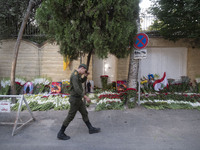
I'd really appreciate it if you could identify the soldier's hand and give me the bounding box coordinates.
[84,95,91,103]
[84,71,90,77]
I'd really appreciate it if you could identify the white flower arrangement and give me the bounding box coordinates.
[0,77,26,88]
[97,98,122,105]
[88,93,95,98]
[195,78,200,83]
[140,99,200,107]
[32,78,51,85]
[1,79,11,88]
[97,91,117,97]
[24,94,70,107]
[15,78,26,85]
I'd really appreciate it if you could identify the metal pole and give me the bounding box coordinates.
[137,16,141,105]
[138,59,141,105]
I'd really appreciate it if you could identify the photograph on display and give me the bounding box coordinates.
[117,80,127,91]
[51,82,62,93]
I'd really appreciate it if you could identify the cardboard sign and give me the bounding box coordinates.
[0,101,11,113]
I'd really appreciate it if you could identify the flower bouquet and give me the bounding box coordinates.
[100,75,109,90]
[0,78,10,95]
[15,77,26,94]
[32,77,51,94]
[61,79,70,94]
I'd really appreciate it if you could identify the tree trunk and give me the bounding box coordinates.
[86,49,93,70]
[10,0,35,102]
[128,17,140,89]
[127,48,139,89]
[84,49,93,94]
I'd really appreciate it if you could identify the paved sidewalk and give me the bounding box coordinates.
[0,107,200,150]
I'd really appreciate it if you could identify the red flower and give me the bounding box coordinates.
[15,82,23,86]
[42,96,49,99]
[125,88,137,91]
[125,88,137,92]
[100,75,109,78]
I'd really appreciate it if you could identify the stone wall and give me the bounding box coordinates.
[0,38,199,85]
[187,47,200,81]
[117,56,130,81]
[0,39,92,81]
[0,39,39,79]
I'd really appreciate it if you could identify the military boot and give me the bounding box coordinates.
[57,125,70,140]
[85,121,101,134]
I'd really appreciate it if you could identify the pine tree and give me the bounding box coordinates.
[149,0,200,45]
[36,0,140,67]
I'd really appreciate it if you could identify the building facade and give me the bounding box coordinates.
[0,37,200,87]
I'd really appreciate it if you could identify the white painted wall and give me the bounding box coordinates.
[103,55,117,83]
[92,55,104,88]
[92,54,117,88]
[140,47,187,80]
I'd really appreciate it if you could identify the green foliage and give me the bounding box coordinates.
[119,88,137,108]
[54,104,69,111]
[141,102,194,110]
[61,80,70,94]
[36,0,139,60]
[33,84,49,94]
[0,0,44,43]
[0,85,10,95]
[0,76,52,95]
[0,0,28,38]
[141,93,200,103]
[11,101,55,111]
[95,102,123,111]
[32,76,51,94]
[100,75,108,90]
[149,0,200,45]
[127,101,136,109]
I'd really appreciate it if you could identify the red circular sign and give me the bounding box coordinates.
[134,33,149,49]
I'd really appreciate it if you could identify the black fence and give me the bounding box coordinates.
[0,15,157,43]
[140,15,157,31]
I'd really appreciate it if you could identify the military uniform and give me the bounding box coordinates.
[57,64,100,140]
[62,70,89,126]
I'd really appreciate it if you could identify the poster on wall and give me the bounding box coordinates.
[51,82,62,93]
[117,80,127,91]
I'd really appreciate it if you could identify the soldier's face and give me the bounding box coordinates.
[80,67,87,74]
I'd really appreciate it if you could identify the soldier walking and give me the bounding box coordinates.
[57,64,100,140]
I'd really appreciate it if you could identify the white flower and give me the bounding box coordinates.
[32,78,51,85]
[196,78,200,83]
[97,98,122,105]
[23,94,70,108]
[97,91,119,97]
[1,80,11,88]
[16,78,26,85]
[140,99,200,107]
[88,93,95,98]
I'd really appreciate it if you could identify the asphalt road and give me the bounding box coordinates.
[0,107,200,150]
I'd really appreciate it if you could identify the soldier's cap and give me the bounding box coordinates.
[79,64,88,70]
